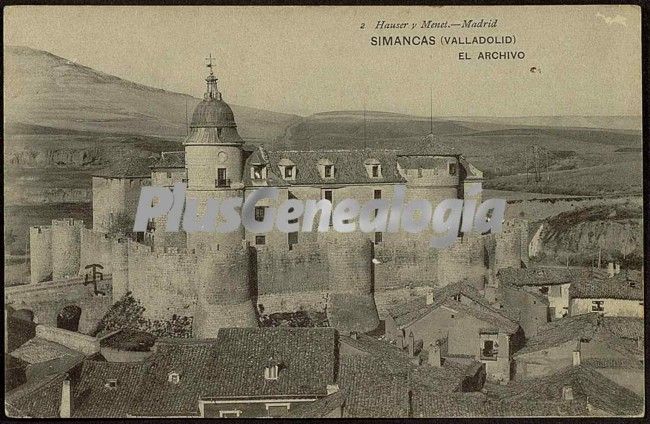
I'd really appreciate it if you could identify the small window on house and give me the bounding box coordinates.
[481,339,498,360]
[323,190,333,202]
[219,410,242,418]
[417,168,423,178]
[448,162,457,176]
[324,164,334,178]
[264,365,279,380]
[539,286,549,295]
[266,404,290,417]
[254,206,266,222]
[105,379,118,389]
[255,235,266,246]
[166,171,172,178]
[591,300,604,312]
[252,165,266,179]
[284,166,295,179]
[374,232,382,244]
[168,372,180,384]
[371,165,380,177]
[374,189,382,199]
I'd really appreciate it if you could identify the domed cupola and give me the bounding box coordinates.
[184,55,243,145]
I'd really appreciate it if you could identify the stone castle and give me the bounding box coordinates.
[28,64,529,337]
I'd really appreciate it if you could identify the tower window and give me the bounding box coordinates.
[255,235,266,246]
[374,189,382,199]
[216,168,228,187]
[254,206,266,222]
[375,232,382,244]
[288,232,298,247]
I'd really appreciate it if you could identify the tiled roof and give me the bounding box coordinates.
[515,313,643,358]
[387,281,519,334]
[327,293,380,334]
[205,327,337,399]
[245,148,408,186]
[569,270,643,300]
[497,365,644,416]
[150,151,185,169]
[94,157,154,178]
[411,391,492,417]
[488,398,589,417]
[73,361,147,418]
[130,338,221,417]
[337,355,411,418]
[396,154,456,169]
[10,337,81,365]
[279,389,346,418]
[497,267,589,287]
[5,373,66,418]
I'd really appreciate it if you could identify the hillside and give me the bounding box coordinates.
[4,46,299,141]
[282,111,642,196]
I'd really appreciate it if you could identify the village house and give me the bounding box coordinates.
[385,281,523,383]
[512,312,644,392]
[495,267,585,320]
[569,269,643,318]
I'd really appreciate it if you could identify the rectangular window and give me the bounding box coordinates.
[324,165,334,178]
[591,300,605,312]
[448,162,457,176]
[288,232,298,246]
[252,165,265,179]
[266,404,290,417]
[374,189,382,199]
[371,165,380,177]
[324,190,333,202]
[375,232,382,244]
[284,166,294,179]
[480,339,498,360]
[417,168,423,178]
[219,410,242,418]
[255,235,266,246]
[166,171,172,178]
[254,206,266,222]
[217,168,228,187]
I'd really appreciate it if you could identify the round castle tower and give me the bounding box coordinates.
[51,218,83,280]
[184,58,246,253]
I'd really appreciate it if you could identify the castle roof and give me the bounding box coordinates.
[5,373,67,418]
[246,148,408,186]
[190,98,236,128]
[93,157,154,178]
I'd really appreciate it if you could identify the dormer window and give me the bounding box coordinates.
[168,372,180,384]
[251,164,267,180]
[364,159,382,178]
[105,379,118,389]
[264,364,279,380]
[278,159,296,181]
[318,159,334,179]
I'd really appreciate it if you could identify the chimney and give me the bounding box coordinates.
[572,350,581,367]
[428,340,442,367]
[607,262,615,278]
[426,292,434,305]
[60,379,71,418]
[326,384,340,395]
[408,331,415,357]
[562,386,574,401]
[614,263,621,275]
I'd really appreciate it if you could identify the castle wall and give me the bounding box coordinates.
[51,219,83,280]
[185,144,243,190]
[29,226,52,284]
[92,177,150,233]
[80,228,113,274]
[111,239,129,301]
[185,188,245,252]
[494,219,528,271]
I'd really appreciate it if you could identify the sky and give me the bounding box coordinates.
[4,5,642,117]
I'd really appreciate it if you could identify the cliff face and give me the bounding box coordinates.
[539,204,642,265]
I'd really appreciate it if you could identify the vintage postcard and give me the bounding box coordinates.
[3,5,644,418]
